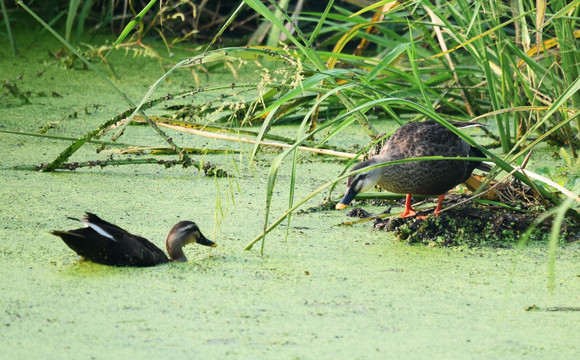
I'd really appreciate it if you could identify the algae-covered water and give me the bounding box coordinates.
[0,36,578,359]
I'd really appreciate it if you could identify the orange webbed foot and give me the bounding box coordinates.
[399,194,416,218]
[399,209,417,218]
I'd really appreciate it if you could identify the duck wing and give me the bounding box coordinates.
[117,232,169,266]
[380,121,472,159]
[84,212,170,266]
[376,121,489,195]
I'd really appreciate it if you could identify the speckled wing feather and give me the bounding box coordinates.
[375,121,486,195]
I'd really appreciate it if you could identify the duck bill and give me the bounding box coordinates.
[197,234,217,247]
[335,187,358,210]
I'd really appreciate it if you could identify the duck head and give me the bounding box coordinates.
[166,221,217,262]
[335,158,383,210]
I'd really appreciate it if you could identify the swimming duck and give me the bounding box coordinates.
[51,213,217,267]
[336,121,489,217]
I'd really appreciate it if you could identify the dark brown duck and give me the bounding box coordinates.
[51,213,217,267]
[336,121,489,217]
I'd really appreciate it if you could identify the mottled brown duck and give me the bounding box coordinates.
[336,121,489,217]
[51,213,217,267]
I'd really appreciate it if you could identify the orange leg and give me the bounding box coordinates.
[404,193,446,219]
[433,194,445,216]
[399,194,417,218]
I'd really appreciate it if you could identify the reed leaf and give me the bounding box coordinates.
[111,0,157,49]
[65,0,81,43]
[0,0,16,55]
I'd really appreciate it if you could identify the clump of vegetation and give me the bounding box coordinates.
[349,179,579,248]
[375,204,578,248]
[1,77,31,105]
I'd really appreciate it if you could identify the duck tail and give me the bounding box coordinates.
[449,121,487,129]
[468,145,492,172]
[476,162,493,172]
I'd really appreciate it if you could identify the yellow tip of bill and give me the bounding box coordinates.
[335,203,348,210]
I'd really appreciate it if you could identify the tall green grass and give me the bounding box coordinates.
[235,0,579,251]
[14,1,579,255]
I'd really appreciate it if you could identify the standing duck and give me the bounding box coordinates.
[51,213,217,267]
[335,121,489,217]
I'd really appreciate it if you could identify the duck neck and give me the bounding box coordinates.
[166,237,188,262]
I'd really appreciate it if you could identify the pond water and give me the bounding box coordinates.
[0,35,578,359]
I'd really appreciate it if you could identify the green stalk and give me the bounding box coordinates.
[266,0,289,47]
[76,0,93,44]
[111,0,158,48]
[547,197,576,293]
[65,0,81,43]
[552,0,580,135]
[0,0,16,55]
[407,22,434,112]
[204,1,245,53]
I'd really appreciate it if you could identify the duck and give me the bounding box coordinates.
[51,212,217,267]
[335,121,489,217]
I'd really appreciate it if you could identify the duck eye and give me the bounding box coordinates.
[348,172,366,187]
